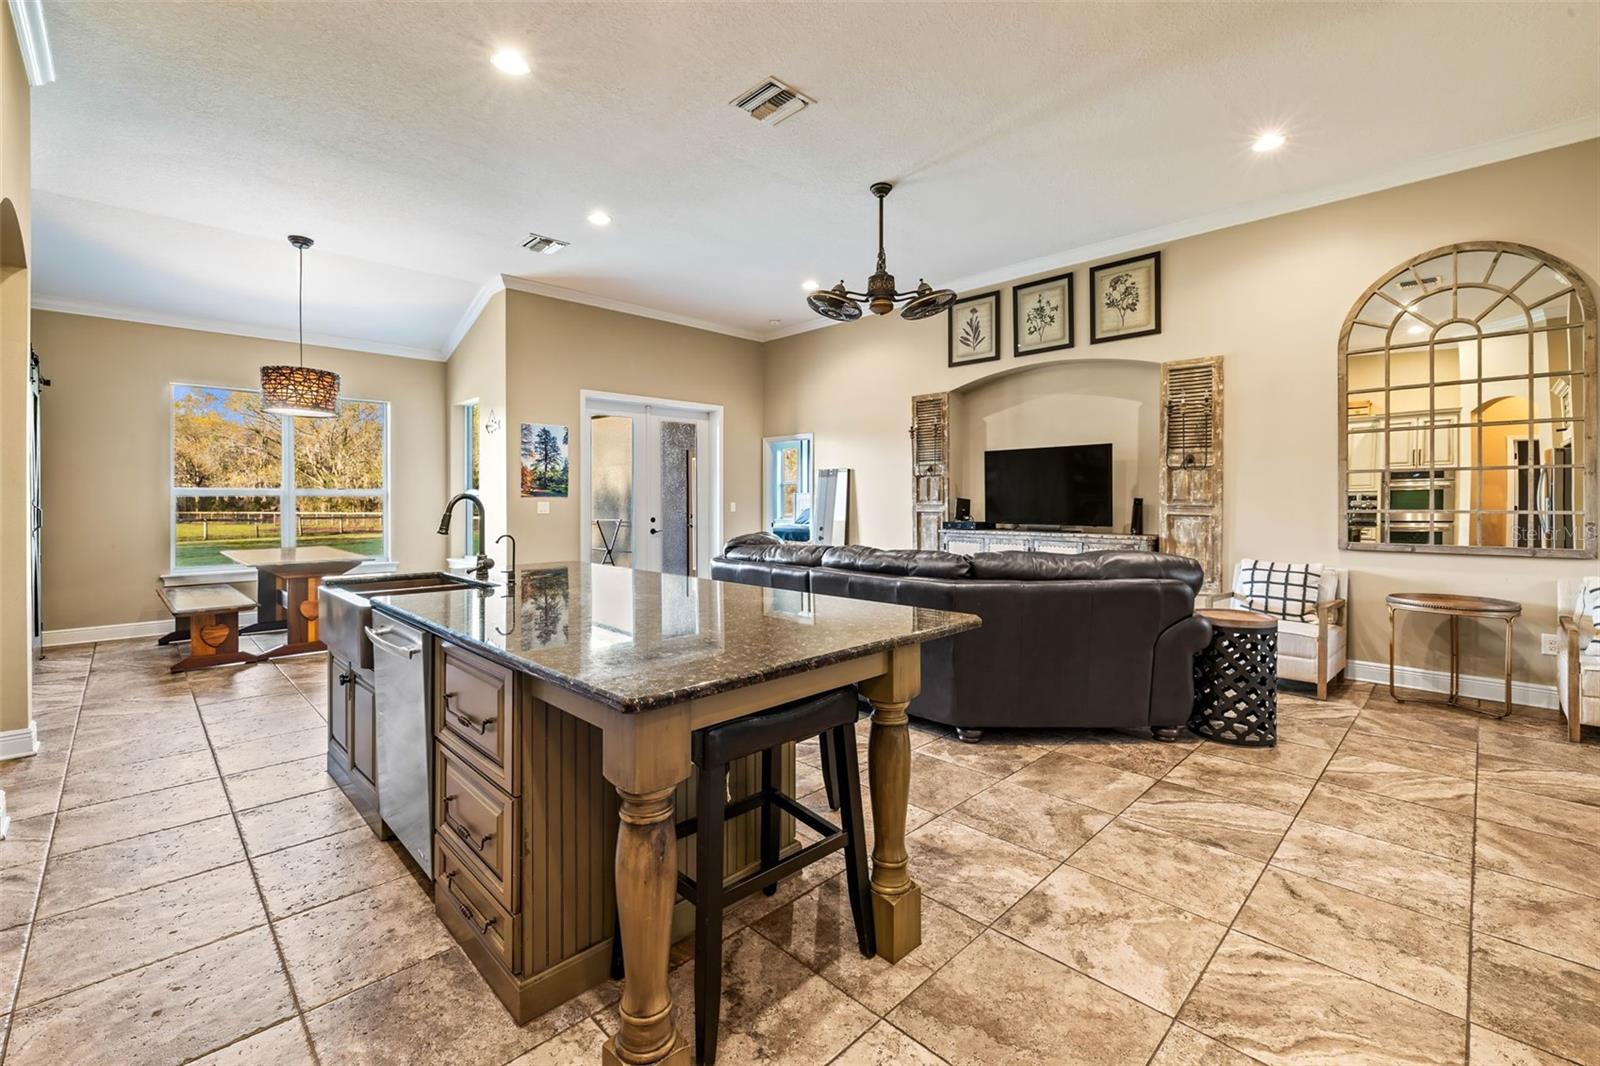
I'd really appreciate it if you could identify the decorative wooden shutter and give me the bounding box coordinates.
[910,392,951,549]
[1159,357,1224,594]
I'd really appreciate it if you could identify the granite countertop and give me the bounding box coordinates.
[371,562,981,713]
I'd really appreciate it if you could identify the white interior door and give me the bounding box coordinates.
[583,396,717,576]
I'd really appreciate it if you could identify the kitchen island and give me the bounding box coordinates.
[366,562,979,1066]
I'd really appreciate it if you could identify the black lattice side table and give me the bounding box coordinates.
[1190,608,1279,746]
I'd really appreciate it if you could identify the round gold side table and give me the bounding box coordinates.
[1386,592,1521,720]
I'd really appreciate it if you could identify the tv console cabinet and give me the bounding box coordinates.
[938,528,1158,555]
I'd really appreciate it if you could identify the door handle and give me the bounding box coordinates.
[365,625,421,659]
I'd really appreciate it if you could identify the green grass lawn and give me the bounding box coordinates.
[176,527,383,568]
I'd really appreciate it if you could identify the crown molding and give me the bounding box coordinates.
[759,117,1600,343]
[443,276,506,358]
[8,0,55,86]
[500,275,764,343]
[30,296,447,361]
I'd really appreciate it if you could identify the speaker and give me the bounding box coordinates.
[954,497,972,521]
[1131,497,1144,535]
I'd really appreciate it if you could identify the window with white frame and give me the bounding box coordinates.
[171,384,388,570]
[461,400,482,555]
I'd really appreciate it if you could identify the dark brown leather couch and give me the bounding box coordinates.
[712,533,1212,741]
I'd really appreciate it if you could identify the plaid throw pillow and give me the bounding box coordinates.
[1237,560,1323,622]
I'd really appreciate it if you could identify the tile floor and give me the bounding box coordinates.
[1,637,1597,1065]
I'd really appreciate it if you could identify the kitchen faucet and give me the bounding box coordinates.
[495,533,517,590]
[436,492,493,581]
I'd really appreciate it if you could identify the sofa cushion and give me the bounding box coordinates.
[967,550,1204,590]
[819,545,973,579]
[719,532,830,567]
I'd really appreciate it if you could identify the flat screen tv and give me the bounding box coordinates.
[984,444,1113,527]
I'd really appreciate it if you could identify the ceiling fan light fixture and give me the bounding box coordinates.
[901,281,957,321]
[809,182,949,326]
[806,283,863,322]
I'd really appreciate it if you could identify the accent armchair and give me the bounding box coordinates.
[1556,578,1598,743]
[1227,561,1348,700]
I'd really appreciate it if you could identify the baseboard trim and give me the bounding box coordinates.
[0,721,41,761]
[1345,658,1558,710]
[42,613,259,649]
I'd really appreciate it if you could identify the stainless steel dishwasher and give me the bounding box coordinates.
[366,615,433,877]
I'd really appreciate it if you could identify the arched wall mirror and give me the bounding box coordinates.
[1339,241,1598,557]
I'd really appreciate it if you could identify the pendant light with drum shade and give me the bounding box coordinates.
[806,182,956,322]
[261,235,339,417]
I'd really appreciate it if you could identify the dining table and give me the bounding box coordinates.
[222,545,365,660]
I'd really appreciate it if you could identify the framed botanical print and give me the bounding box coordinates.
[1012,271,1073,357]
[948,290,1001,367]
[1090,251,1161,343]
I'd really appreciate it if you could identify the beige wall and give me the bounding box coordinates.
[2,3,33,741]
[445,289,507,555]
[950,359,1159,532]
[502,289,766,562]
[33,311,449,632]
[764,139,1600,687]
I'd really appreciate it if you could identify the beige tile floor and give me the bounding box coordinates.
[2,637,1597,1065]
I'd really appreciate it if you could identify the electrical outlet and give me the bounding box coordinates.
[536,501,550,515]
[729,501,737,513]
[1541,632,1560,655]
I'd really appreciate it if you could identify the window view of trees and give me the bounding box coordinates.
[172,386,387,568]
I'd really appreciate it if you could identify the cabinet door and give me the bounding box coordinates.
[351,675,377,787]
[1028,538,1084,554]
[328,658,351,761]
[1388,418,1420,468]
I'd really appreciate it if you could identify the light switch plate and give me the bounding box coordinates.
[1541,632,1560,655]
[537,501,550,515]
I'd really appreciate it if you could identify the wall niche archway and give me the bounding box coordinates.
[947,358,1160,532]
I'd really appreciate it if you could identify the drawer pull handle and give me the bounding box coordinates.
[444,872,496,937]
[444,693,495,735]
[448,817,495,853]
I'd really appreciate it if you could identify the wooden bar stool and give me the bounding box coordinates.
[612,686,875,1066]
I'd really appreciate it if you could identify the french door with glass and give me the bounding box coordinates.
[585,399,714,576]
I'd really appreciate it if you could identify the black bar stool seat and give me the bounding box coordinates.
[613,686,876,1066]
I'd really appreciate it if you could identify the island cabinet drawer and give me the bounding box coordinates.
[438,642,519,794]
[435,836,518,976]
[437,745,519,913]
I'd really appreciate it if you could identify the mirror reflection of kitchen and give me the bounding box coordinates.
[1346,271,1586,552]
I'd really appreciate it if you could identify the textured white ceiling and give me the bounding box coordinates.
[29,1,1600,357]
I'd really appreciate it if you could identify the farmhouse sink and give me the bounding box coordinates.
[319,571,495,670]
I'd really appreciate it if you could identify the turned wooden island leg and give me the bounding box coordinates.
[602,708,692,1066]
[859,644,923,963]
[604,785,690,1066]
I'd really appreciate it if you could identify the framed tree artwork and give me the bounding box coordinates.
[1012,271,1074,357]
[948,290,1001,367]
[1090,251,1161,343]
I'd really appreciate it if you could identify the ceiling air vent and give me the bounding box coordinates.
[731,77,813,125]
[521,233,569,255]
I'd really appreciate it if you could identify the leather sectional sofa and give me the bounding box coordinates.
[712,533,1213,741]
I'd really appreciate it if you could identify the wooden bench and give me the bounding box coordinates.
[156,584,258,673]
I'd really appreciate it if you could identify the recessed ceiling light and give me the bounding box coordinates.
[801,279,820,292]
[587,210,611,227]
[1252,130,1286,153]
[1409,323,1427,336]
[768,319,782,326]
[491,49,531,76]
